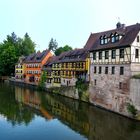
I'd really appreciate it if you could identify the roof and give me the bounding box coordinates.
[43,48,88,67]
[24,49,50,63]
[88,23,140,51]
[44,56,59,67]
[56,48,88,63]
[16,56,27,65]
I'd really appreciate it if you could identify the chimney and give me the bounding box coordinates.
[116,22,125,29]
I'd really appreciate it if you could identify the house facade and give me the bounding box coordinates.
[15,56,26,81]
[43,48,90,88]
[43,56,60,88]
[24,50,53,84]
[58,49,89,86]
[89,23,140,114]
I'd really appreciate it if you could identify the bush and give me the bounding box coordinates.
[75,78,88,99]
[131,74,140,79]
[127,103,137,117]
[38,72,46,90]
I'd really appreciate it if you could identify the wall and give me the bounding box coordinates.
[61,77,77,86]
[89,64,131,115]
[90,47,131,64]
[130,79,140,110]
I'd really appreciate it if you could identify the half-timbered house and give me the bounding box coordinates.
[89,22,140,113]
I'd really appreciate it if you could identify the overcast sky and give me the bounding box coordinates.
[0,0,140,51]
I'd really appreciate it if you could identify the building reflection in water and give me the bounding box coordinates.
[14,86,140,140]
[15,87,53,120]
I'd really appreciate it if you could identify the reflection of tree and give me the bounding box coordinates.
[0,83,34,126]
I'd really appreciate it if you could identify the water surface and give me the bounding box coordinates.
[0,82,140,140]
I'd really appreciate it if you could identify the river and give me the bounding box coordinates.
[0,82,140,140]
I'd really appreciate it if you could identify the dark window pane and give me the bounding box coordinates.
[99,51,102,60]
[105,51,109,59]
[94,79,97,85]
[93,52,96,60]
[135,49,139,58]
[112,50,116,59]
[137,36,139,42]
[94,66,96,73]
[112,66,115,74]
[105,67,108,74]
[120,67,124,75]
[120,49,124,58]
[99,66,102,74]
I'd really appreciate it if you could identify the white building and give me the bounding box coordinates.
[89,23,140,115]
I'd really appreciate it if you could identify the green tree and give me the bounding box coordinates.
[38,72,47,90]
[0,45,17,76]
[48,38,58,52]
[55,45,72,56]
[20,33,36,56]
[0,32,36,76]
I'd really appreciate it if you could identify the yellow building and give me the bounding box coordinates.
[43,49,90,87]
[15,56,26,81]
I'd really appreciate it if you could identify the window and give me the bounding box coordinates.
[105,51,109,59]
[137,36,139,42]
[100,36,104,44]
[105,67,108,74]
[135,49,139,58]
[93,52,96,60]
[94,66,96,73]
[119,82,122,89]
[94,79,97,85]
[115,34,119,41]
[120,67,124,75]
[111,35,115,43]
[66,63,68,68]
[120,49,124,58]
[99,66,102,74]
[112,50,116,59]
[104,36,108,44]
[99,51,102,60]
[112,66,115,74]
[104,38,108,44]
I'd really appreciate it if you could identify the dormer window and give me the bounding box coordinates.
[115,33,119,41]
[100,36,104,45]
[104,36,108,44]
[111,34,115,43]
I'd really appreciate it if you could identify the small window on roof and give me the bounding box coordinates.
[104,35,108,44]
[111,34,115,43]
[115,33,119,41]
[100,36,104,45]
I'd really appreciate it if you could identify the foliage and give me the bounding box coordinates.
[55,45,72,56]
[75,78,88,100]
[127,103,137,117]
[0,45,17,76]
[0,32,36,76]
[0,84,34,126]
[19,33,36,56]
[48,38,58,52]
[131,74,140,79]
[38,71,47,90]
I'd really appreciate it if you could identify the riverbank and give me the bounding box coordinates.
[9,79,140,121]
